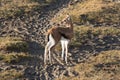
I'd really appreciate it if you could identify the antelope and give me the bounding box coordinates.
[44,15,73,64]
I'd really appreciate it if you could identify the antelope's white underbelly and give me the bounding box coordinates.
[60,37,70,42]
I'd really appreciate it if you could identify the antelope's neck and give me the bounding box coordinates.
[66,23,73,30]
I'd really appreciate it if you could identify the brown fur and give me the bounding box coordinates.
[47,26,73,43]
[47,15,73,42]
[44,15,73,64]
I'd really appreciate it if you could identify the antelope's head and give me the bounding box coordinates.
[62,15,71,22]
[61,14,72,28]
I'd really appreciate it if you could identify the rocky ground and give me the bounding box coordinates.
[0,0,71,45]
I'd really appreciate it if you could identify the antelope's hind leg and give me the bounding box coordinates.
[61,37,69,64]
[44,34,55,64]
[44,41,50,64]
[61,40,65,60]
[47,34,55,64]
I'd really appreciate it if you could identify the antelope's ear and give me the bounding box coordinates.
[66,13,70,16]
[66,15,71,21]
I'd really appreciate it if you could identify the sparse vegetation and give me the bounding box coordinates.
[0,69,24,80]
[0,37,28,52]
[0,0,38,18]
[0,52,31,63]
[56,50,120,80]
[0,37,31,63]
[52,0,120,25]
[71,26,120,46]
[85,3,120,24]
[0,0,58,19]
[0,37,32,79]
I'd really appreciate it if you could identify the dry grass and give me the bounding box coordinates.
[0,0,57,18]
[71,26,120,46]
[0,68,24,80]
[0,37,32,63]
[0,37,31,79]
[0,37,28,52]
[0,52,31,63]
[56,50,120,80]
[86,3,120,24]
[0,0,38,18]
[51,0,118,24]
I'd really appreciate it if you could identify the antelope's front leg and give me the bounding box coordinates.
[44,42,50,65]
[48,34,55,64]
[61,41,65,60]
[65,41,69,64]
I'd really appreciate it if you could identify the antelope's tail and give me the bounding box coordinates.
[45,34,50,43]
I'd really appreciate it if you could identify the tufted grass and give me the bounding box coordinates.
[71,26,120,46]
[56,50,120,80]
[0,0,57,19]
[85,3,120,24]
[0,52,31,64]
[0,68,24,80]
[51,0,120,25]
[0,37,28,52]
[0,37,32,79]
